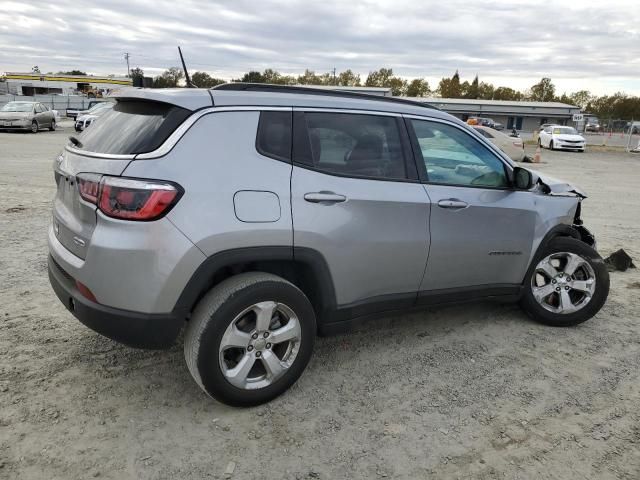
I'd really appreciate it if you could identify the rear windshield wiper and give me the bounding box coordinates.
[69,136,83,148]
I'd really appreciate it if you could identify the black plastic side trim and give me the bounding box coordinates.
[319,284,522,335]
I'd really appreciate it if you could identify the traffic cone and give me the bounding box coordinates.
[533,144,541,163]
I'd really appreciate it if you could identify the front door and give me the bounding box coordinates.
[291,110,430,311]
[406,117,536,296]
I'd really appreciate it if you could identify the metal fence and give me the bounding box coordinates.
[0,94,97,117]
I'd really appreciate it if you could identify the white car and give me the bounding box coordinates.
[74,102,113,132]
[538,125,586,152]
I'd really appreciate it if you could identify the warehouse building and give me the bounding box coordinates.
[401,97,581,131]
[1,72,132,96]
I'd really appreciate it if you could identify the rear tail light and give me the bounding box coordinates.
[76,174,182,221]
[75,280,98,303]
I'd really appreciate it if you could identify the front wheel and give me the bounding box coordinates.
[49,120,56,131]
[520,237,609,327]
[548,140,554,150]
[31,121,38,133]
[184,272,316,406]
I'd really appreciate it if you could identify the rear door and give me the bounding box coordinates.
[406,117,536,296]
[291,109,431,311]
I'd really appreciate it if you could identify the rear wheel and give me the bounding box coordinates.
[49,120,56,131]
[184,272,316,406]
[520,237,609,326]
[548,140,554,150]
[31,121,38,133]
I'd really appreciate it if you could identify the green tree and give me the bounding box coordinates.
[365,68,407,96]
[129,67,144,82]
[191,71,225,88]
[529,77,556,102]
[58,70,87,76]
[477,82,495,100]
[465,75,479,99]
[336,69,361,86]
[493,86,522,101]
[152,67,184,88]
[569,90,592,109]
[405,78,430,97]
[437,70,462,98]
[236,71,266,83]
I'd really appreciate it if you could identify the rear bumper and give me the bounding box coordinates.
[48,255,184,349]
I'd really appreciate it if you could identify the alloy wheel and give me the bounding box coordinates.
[219,301,301,390]
[531,252,596,314]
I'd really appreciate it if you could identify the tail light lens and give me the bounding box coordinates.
[76,174,182,221]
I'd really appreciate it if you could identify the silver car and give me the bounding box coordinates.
[0,101,56,132]
[48,85,610,406]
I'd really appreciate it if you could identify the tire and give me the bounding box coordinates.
[31,121,38,133]
[184,272,316,406]
[520,237,609,327]
[537,138,542,148]
[548,140,554,150]
[49,120,56,131]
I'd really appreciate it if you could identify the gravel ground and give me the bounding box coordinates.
[1,128,640,480]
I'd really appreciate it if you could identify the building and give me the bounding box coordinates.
[401,97,581,131]
[1,72,132,96]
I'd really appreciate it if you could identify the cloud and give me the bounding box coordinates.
[1,0,639,94]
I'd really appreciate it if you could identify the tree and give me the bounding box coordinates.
[477,82,495,100]
[191,71,225,88]
[365,68,407,96]
[405,78,430,97]
[529,77,556,102]
[493,86,522,101]
[465,75,479,99]
[32,66,40,73]
[297,69,330,85]
[437,70,462,98]
[336,69,361,87]
[58,70,86,76]
[236,71,266,83]
[569,90,592,109]
[129,67,144,81]
[152,67,184,88]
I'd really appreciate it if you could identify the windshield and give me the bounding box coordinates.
[1,102,34,112]
[87,102,112,113]
[553,127,578,135]
[74,100,190,155]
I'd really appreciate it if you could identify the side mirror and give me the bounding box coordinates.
[514,167,534,190]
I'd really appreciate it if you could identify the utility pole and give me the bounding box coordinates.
[332,67,336,85]
[124,52,130,76]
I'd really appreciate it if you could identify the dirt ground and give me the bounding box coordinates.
[1,127,639,480]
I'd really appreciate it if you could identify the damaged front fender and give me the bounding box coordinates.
[528,170,587,198]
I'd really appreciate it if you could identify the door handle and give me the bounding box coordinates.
[437,199,468,209]
[304,192,347,204]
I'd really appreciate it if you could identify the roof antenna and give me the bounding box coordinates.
[178,46,196,88]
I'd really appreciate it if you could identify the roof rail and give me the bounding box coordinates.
[211,83,438,110]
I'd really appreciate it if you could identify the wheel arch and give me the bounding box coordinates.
[172,246,337,327]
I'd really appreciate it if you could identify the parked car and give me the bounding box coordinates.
[585,117,601,132]
[49,84,609,406]
[472,125,525,162]
[470,117,502,130]
[74,102,114,131]
[538,125,586,152]
[0,101,56,132]
[66,100,107,120]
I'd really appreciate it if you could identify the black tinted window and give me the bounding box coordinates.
[75,100,190,155]
[256,111,291,162]
[294,112,406,180]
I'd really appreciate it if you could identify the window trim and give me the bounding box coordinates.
[255,110,293,164]
[404,115,515,191]
[291,109,418,183]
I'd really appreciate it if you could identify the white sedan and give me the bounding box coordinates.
[538,125,586,152]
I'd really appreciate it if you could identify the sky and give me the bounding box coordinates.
[1,0,639,96]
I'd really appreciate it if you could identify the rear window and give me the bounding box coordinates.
[74,100,191,155]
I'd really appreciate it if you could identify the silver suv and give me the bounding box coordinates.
[48,84,609,406]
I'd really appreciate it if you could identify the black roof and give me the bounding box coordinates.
[212,83,438,111]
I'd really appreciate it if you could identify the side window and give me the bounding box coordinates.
[474,128,493,139]
[544,127,552,134]
[34,104,43,113]
[410,119,508,188]
[293,112,407,180]
[256,111,292,162]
